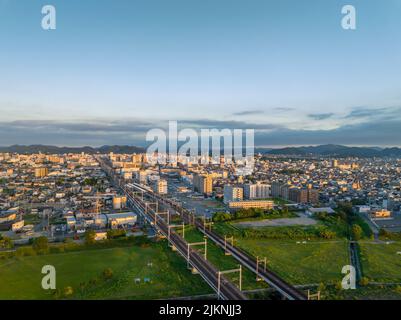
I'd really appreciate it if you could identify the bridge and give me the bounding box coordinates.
[97,155,307,300]
[97,156,247,300]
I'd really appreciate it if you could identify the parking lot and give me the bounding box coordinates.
[375,211,401,232]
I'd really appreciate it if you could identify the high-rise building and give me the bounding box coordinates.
[34,167,48,178]
[224,185,244,203]
[138,170,147,184]
[281,185,290,200]
[244,183,271,200]
[244,184,257,199]
[307,189,319,204]
[271,182,282,198]
[154,179,168,195]
[193,174,213,195]
[113,196,127,210]
[289,188,308,203]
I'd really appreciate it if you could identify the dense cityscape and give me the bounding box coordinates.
[1,148,401,300]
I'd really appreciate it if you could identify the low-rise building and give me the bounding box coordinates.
[228,200,274,210]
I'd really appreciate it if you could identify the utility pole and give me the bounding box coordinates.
[168,223,184,244]
[203,220,213,233]
[187,239,208,268]
[256,256,267,281]
[217,265,242,300]
[307,290,321,300]
[224,235,234,255]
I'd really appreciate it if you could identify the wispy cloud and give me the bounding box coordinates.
[308,113,334,121]
[179,119,281,130]
[255,119,401,147]
[344,107,391,119]
[273,107,295,112]
[232,110,264,116]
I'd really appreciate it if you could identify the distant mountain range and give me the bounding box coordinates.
[258,144,401,157]
[0,145,145,154]
[1,144,401,157]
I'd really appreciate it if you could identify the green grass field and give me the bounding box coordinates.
[0,242,212,299]
[359,241,401,282]
[212,221,350,285]
[236,239,349,285]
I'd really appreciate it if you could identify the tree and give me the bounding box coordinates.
[319,229,336,239]
[85,230,96,245]
[0,235,13,249]
[351,224,363,240]
[32,236,49,253]
[83,178,97,186]
[107,229,126,239]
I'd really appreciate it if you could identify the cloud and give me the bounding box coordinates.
[232,110,264,116]
[344,107,391,119]
[178,119,281,130]
[273,107,295,112]
[0,120,153,147]
[307,113,334,121]
[0,119,282,147]
[1,114,401,147]
[254,119,401,147]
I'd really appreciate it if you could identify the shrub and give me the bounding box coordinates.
[318,282,326,292]
[359,277,370,286]
[16,246,37,257]
[32,236,49,253]
[335,281,343,291]
[107,229,126,239]
[0,235,13,249]
[351,225,363,240]
[85,230,96,245]
[102,268,113,280]
[63,286,74,297]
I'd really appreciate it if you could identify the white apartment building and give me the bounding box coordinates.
[244,183,271,199]
[224,185,243,204]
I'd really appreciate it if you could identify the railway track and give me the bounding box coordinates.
[97,155,306,300]
[129,181,307,300]
[97,156,247,300]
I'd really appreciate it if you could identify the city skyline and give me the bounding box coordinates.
[1,0,401,146]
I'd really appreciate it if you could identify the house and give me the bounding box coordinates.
[106,212,137,229]
[372,209,392,219]
[11,220,24,232]
[94,231,107,241]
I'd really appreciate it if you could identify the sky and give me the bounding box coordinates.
[0,0,401,147]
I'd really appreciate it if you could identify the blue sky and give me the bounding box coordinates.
[0,0,401,147]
